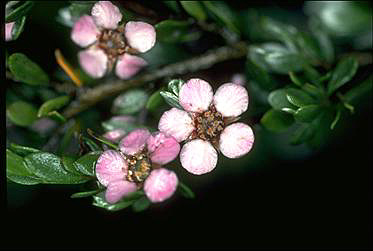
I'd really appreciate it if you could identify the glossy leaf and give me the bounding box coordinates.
[93,192,136,211]
[294,105,322,123]
[155,20,200,43]
[11,16,26,40]
[327,57,358,95]
[180,1,207,21]
[24,152,90,184]
[146,91,164,112]
[7,101,38,127]
[203,1,240,34]
[71,189,102,199]
[344,75,372,105]
[6,149,33,177]
[5,1,34,22]
[268,89,297,112]
[101,117,138,133]
[73,151,102,176]
[160,91,183,109]
[9,143,40,157]
[112,89,148,115]
[261,109,294,132]
[38,95,70,118]
[8,53,49,86]
[61,156,82,176]
[132,196,151,212]
[178,182,195,199]
[290,124,315,145]
[168,79,185,96]
[289,72,303,87]
[245,59,276,91]
[286,88,316,107]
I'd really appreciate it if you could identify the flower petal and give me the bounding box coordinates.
[102,129,126,143]
[5,22,15,41]
[147,132,180,165]
[144,168,178,203]
[124,21,156,53]
[96,150,127,187]
[119,128,151,155]
[91,1,122,29]
[71,15,99,47]
[180,139,218,175]
[219,122,254,159]
[158,108,194,142]
[213,83,249,117]
[179,78,213,113]
[115,54,148,79]
[78,48,108,78]
[105,179,137,204]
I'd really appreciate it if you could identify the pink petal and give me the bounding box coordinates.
[78,48,108,78]
[180,139,218,175]
[105,179,137,204]
[219,122,254,159]
[213,83,249,117]
[179,78,213,113]
[115,54,148,79]
[144,168,178,203]
[91,1,122,29]
[146,132,180,165]
[5,22,15,41]
[102,129,126,143]
[158,108,194,142]
[119,128,151,155]
[96,150,127,187]
[124,21,156,53]
[71,15,100,47]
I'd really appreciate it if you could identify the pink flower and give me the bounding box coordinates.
[5,22,15,41]
[158,78,255,175]
[71,1,156,79]
[95,128,180,204]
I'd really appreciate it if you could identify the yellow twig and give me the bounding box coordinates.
[55,49,83,87]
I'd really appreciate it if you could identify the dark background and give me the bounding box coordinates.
[4,1,372,249]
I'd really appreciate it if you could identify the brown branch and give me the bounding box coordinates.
[62,41,248,119]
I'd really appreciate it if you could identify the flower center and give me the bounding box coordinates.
[98,27,126,60]
[125,153,152,183]
[193,105,225,144]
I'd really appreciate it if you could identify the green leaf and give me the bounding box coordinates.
[295,31,323,63]
[11,16,26,40]
[309,17,334,64]
[160,91,183,109]
[38,96,70,118]
[81,136,102,152]
[24,152,90,184]
[290,124,315,145]
[93,192,136,211]
[73,151,102,176]
[267,89,297,112]
[7,101,38,127]
[8,53,49,86]
[7,149,33,177]
[202,1,240,34]
[178,182,195,199]
[6,1,34,22]
[155,20,198,43]
[163,1,181,13]
[330,107,341,130]
[87,129,119,150]
[306,109,334,149]
[245,59,276,91]
[304,65,321,85]
[9,143,40,157]
[327,57,359,95]
[261,109,294,132]
[7,174,41,185]
[71,189,102,199]
[286,88,317,107]
[168,79,185,96]
[301,83,325,100]
[344,75,372,105]
[294,105,322,123]
[289,72,303,87]
[101,116,138,133]
[61,156,82,176]
[132,196,151,212]
[112,89,148,115]
[180,1,207,21]
[146,90,164,112]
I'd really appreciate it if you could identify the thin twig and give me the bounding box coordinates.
[62,41,248,119]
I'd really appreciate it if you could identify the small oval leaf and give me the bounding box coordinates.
[73,151,102,176]
[261,109,294,132]
[112,89,148,115]
[7,101,38,126]
[38,95,70,118]
[327,56,359,95]
[294,105,322,123]
[180,1,207,21]
[286,88,317,107]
